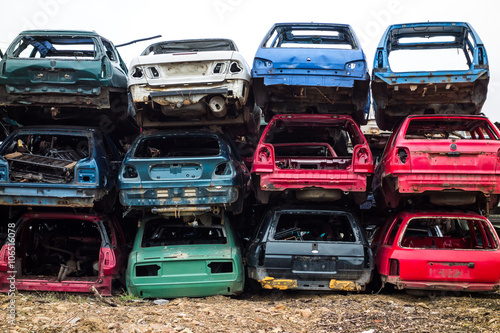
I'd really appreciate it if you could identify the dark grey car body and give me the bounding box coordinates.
[245,207,373,291]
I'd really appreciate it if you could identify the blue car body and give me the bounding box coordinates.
[118,129,249,216]
[372,22,489,130]
[0,126,121,208]
[252,23,370,125]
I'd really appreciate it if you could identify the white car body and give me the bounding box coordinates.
[128,39,254,129]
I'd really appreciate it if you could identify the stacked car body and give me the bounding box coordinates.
[1,20,500,299]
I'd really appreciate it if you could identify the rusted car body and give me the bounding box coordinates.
[251,114,373,204]
[373,115,500,211]
[0,30,129,124]
[372,211,500,293]
[0,126,121,209]
[245,207,373,291]
[372,22,489,130]
[126,213,244,298]
[0,212,129,296]
[118,129,249,216]
[128,39,260,134]
[252,23,370,125]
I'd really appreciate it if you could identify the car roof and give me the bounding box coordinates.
[13,125,100,134]
[19,30,101,37]
[271,22,352,29]
[394,210,488,220]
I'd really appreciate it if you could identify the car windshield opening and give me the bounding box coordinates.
[141,215,227,247]
[273,213,356,242]
[265,26,355,49]
[11,36,97,59]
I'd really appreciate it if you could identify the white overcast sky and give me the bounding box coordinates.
[0,0,498,122]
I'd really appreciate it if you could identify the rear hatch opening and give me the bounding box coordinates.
[16,218,103,282]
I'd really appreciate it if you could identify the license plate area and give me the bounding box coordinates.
[292,256,336,273]
[427,261,473,279]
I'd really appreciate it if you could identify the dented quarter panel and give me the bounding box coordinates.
[371,22,489,130]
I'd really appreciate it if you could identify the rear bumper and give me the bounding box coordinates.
[258,172,368,193]
[385,276,500,292]
[127,279,244,298]
[118,186,239,208]
[393,174,500,194]
[0,85,123,109]
[0,274,113,296]
[0,186,106,207]
[130,79,249,106]
[247,266,372,291]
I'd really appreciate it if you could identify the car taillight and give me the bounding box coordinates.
[353,145,374,173]
[122,165,139,179]
[0,245,12,272]
[251,144,275,173]
[391,147,411,173]
[101,248,116,275]
[389,259,399,276]
[77,168,97,183]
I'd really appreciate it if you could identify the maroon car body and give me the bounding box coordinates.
[0,212,128,296]
[251,114,373,204]
[372,211,500,293]
[373,114,500,211]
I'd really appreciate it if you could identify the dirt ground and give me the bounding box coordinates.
[1,289,499,333]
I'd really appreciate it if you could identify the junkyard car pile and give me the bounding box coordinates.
[1,21,500,299]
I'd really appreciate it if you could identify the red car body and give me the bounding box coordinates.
[372,211,500,292]
[373,115,500,210]
[251,114,373,204]
[0,212,128,296]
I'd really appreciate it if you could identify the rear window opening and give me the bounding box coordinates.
[134,135,221,158]
[273,213,356,242]
[404,119,499,140]
[142,39,237,55]
[141,214,227,247]
[3,133,90,183]
[401,217,499,250]
[11,36,97,59]
[265,120,363,170]
[16,218,104,281]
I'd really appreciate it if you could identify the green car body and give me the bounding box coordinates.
[126,213,245,298]
[0,30,129,124]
